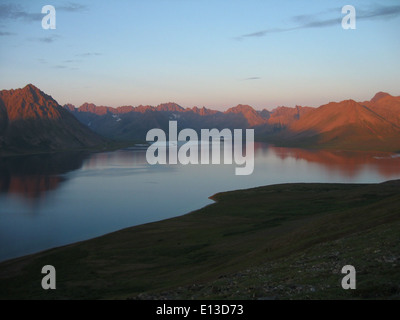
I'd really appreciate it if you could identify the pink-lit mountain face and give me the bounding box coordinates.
[0,84,105,155]
[2,84,400,153]
[62,91,400,151]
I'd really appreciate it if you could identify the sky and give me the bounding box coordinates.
[0,0,399,110]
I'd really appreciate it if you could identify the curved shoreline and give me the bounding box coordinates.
[1,180,400,299]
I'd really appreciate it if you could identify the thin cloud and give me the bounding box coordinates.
[76,52,102,57]
[58,3,88,12]
[235,28,288,40]
[243,77,261,81]
[63,59,81,63]
[0,3,87,25]
[299,17,341,29]
[237,4,400,40]
[0,4,42,22]
[37,35,60,43]
[291,8,338,25]
[358,4,400,19]
[0,31,15,36]
[53,65,79,71]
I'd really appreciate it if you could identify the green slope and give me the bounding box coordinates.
[0,181,399,300]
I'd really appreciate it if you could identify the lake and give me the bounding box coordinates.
[1,143,400,262]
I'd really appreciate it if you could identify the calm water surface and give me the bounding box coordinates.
[1,143,400,262]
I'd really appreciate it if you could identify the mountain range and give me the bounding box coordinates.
[276,96,400,151]
[63,90,400,152]
[63,101,314,141]
[1,84,400,154]
[0,84,105,155]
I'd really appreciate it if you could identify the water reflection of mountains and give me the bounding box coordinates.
[0,152,89,200]
[269,147,400,178]
[1,147,400,201]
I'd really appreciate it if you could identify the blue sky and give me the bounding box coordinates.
[0,0,399,110]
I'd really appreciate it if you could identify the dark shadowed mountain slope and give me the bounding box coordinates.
[65,102,272,141]
[268,106,314,127]
[362,92,400,127]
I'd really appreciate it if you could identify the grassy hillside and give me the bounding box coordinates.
[0,181,399,300]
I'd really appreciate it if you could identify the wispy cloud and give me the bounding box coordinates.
[0,4,42,22]
[76,52,102,57]
[243,77,261,81]
[37,35,60,43]
[52,64,79,70]
[237,28,288,39]
[0,31,15,36]
[358,4,400,19]
[0,2,88,25]
[237,4,400,40]
[58,3,88,12]
[63,59,81,63]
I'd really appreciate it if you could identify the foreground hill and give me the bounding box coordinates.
[0,84,105,155]
[0,181,399,299]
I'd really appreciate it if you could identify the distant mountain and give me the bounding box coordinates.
[155,103,185,112]
[64,102,273,141]
[363,92,400,127]
[268,106,314,128]
[63,103,77,113]
[275,95,400,151]
[0,84,105,155]
[62,91,400,152]
[225,104,268,127]
[190,106,218,116]
[258,109,271,120]
[0,84,391,152]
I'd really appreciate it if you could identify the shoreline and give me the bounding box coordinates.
[1,180,399,299]
[0,198,218,265]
